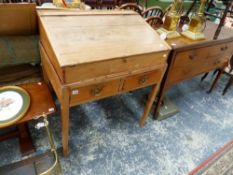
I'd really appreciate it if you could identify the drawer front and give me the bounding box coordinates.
[168,57,229,87]
[173,43,232,68]
[64,51,168,83]
[208,43,233,58]
[122,67,164,92]
[173,47,208,67]
[70,79,121,105]
[168,43,233,86]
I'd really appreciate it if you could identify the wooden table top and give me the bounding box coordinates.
[37,10,170,68]
[166,21,233,50]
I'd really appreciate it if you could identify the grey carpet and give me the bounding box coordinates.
[0,74,233,175]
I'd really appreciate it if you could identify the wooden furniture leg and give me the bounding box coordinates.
[207,69,223,93]
[140,84,159,127]
[61,88,70,156]
[223,76,233,95]
[201,72,209,82]
[207,62,228,93]
[18,123,35,157]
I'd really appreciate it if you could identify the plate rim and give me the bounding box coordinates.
[0,86,30,128]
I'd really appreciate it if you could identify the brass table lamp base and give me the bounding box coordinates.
[182,30,205,40]
[155,95,179,121]
[157,28,181,39]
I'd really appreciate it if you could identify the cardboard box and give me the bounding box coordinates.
[0,3,37,35]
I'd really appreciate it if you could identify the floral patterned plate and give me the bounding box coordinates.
[0,86,30,128]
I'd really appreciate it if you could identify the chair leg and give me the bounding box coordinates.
[201,72,209,82]
[222,76,233,96]
[207,69,222,93]
[213,69,219,76]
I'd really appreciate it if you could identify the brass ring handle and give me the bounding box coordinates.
[221,46,228,51]
[90,85,104,97]
[138,75,149,85]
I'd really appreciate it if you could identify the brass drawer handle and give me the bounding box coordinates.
[90,85,104,97]
[188,55,195,60]
[138,75,149,85]
[220,46,228,51]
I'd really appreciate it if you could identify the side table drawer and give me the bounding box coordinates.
[173,43,232,68]
[169,59,228,87]
[70,79,121,106]
[122,67,164,92]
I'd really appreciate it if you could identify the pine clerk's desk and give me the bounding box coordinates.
[37,10,171,156]
[153,21,233,118]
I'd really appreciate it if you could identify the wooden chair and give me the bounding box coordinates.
[1,0,52,5]
[119,3,143,15]
[35,0,52,6]
[118,0,137,6]
[205,0,233,39]
[84,0,100,9]
[99,0,118,9]
[142,6,164,19]
[145,16,163,30]
[2,0,33,2]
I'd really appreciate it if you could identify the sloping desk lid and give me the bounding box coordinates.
[37,10,171,68]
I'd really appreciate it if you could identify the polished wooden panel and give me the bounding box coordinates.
[153,21,233,118]
[0,82,56,156]
[17,82,56,123]
[167,41,233,88]
[0,82,56,125]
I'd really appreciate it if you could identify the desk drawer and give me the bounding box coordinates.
[173,43,232,68]
[168,43,232,84]
[122,68,164,91]
[168,56,228,85]
[70,79,120,105]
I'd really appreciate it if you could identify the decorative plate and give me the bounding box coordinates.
[0,86,30,128]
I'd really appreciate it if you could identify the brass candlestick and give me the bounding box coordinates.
[182,0,206,40]
[157,0,183,39]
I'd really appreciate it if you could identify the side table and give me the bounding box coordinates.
[0,82,56,156]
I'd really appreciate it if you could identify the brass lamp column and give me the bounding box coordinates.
[157,0,183,39]
[182,0,207,40]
